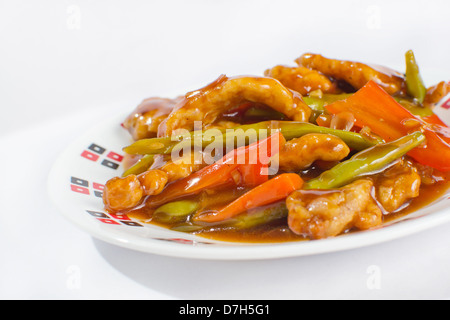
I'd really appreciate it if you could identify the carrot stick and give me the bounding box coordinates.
[195,173,303,223]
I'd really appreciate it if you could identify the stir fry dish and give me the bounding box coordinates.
[103,51,450,242]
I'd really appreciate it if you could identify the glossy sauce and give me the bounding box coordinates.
[199,173,450,243]
[111,51,450,244]
[125,163,450,244]
[121,97,181,141]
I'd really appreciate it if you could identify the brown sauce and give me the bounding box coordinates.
[126,166,450,244]
[113,52,450,244]
[384,174,450,223]
[198,174,450,243]
[197,221,307,243]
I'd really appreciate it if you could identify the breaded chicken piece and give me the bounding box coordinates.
[296,53,406,95]
[278,133,350,172]
[287,179,382,239]
[264,65,340,95]
[158,75,312,136]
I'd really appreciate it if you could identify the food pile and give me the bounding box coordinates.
[102,51,450,241]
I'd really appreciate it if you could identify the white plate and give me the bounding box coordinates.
[47,100,450,260]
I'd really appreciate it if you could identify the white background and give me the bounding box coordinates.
[1,0,450,300]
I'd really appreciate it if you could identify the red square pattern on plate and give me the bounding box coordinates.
[442,97,450,110]
[70,185,90,195]
[81,150,99,162]
[107,151,124,162]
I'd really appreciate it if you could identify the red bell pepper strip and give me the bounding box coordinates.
[195,173,304,223]
[422,113,450,141]
[146,131,285,208]
[236,161,269,188]
[325,80,450,172]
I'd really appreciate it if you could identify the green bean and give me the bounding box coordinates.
[122,154,154,177]
[123,126,228,155]
[303,94,353,112]
[170,223,204,233]
[302,96,325,122]
[405,50,427,104]
[304,131,426,190]
[152,200,200,224]
[170,202,288,233]
[123,120,381,156]
[396,98,433,117]
[303,93,353,122]
[277,122,382,150]
[243,106,287,120]
[225,202,288,229]
[123,133,199,155]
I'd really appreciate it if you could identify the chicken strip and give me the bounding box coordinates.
[103,150,208,212]
[264,65,341,95]
[286,179,382,239]
[159,157,206,182]
[122,97,181,140]
[414,161,447,186]
[278,133,350,172]
[296,53,406,95]
[157,75,312,137]
[424,81,450,107]
[138,169,169,196]
[103,175,144,212]
[150,152,207,183]
[374,159,421,212]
